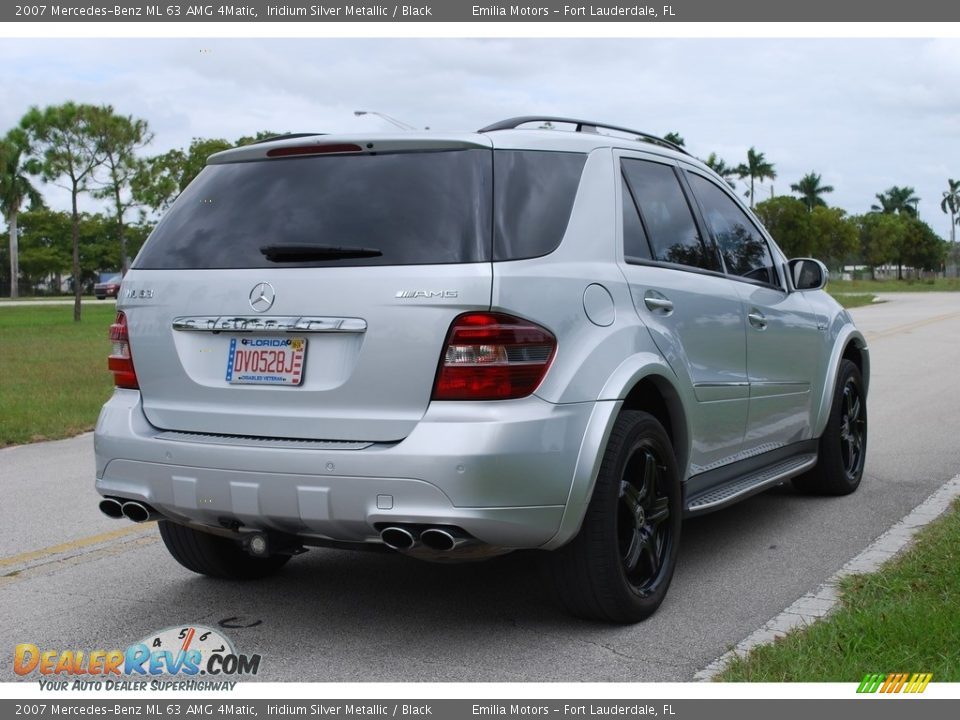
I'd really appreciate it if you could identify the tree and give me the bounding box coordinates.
[0,128,43,298]
[14,209,152,293]
[704,153,737,189]
[941,178,959,244]
[898,217,946,273]
[735,147,776,209]
[131,137,231,213]
[132,131,277,214]
[754,196,812,258]
[871,185,919,217]
[93,110,153,275]
[22,103,109,321]
[663,132,685,147]
[810,206,858,271]
[790,172,834,211]
[15,208,74,291]
[858,213,905,279]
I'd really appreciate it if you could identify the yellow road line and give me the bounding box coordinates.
[0,523,156,570]
[865,311,960,341]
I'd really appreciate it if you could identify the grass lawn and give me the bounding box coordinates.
[830,277,960,293]
[828,293,877,309]
[0,304,117,446]
[720,499,960,681]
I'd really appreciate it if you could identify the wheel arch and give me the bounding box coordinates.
[542,353,692,550]
[813,326,870,438]
[620,374,690,478]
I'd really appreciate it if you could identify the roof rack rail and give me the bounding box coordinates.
[250,132,326,145]
[477,116,689,155]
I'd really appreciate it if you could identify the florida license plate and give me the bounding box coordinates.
[225,336,306,385]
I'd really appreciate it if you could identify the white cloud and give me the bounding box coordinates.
[1,38,958,236]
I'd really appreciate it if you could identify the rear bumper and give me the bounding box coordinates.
[94,390,598,548]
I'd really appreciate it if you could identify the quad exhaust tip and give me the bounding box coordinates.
[380,527,416,551]
[420,528,458,552]
[380,526,472,552]
[120,501,156,523]
[98,498,124,519]
[98,497,158,523]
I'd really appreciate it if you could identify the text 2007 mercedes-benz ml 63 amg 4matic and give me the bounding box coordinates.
[95,117,868,623]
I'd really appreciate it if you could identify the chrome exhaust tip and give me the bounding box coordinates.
[98,498,124,519]
[380,527,416,551]
[420,528,459,552]
[121,501,157,523]
[420,528,473,552]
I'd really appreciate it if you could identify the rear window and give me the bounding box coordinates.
[134,149,493,269]
[134,148,587,270]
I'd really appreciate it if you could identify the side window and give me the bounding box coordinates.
[621,159,718,271]
[621,175,652,260]
[687,173,779,287]
[493,150,587,261]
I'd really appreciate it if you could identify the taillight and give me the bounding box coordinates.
[432,313,556,401]
[108,311,139,389]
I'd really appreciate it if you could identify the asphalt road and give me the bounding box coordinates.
[2,292,959,682]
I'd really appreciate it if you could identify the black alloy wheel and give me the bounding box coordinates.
[618,445,673,597]
[839,377,867,481]
[793,358,867,496]
[548,410,682,623]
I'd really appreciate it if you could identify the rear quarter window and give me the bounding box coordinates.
[492,150,587,261]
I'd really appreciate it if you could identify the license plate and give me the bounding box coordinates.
[225,336,306,385]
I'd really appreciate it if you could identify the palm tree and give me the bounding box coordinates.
[735,147,776,209]
[663,132,685,148]
[790,172,834,211]
[871,186,919,217]
[704,153,737,189]
[0,129,43,298]
[941,178,959,244]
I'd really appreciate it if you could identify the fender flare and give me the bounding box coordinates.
[813,325,870,438]
[541,352,691,550]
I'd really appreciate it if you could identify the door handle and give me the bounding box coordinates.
[643,295,674,313]
[747,310,767,330]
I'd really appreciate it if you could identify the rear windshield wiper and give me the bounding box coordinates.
[259,243,383,262]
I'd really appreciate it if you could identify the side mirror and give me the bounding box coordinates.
[788,258,828,291]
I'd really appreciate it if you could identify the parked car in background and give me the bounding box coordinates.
[94,272,122,300]
[94,117,869,623]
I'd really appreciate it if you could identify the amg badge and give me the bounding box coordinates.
[395,290,459,299]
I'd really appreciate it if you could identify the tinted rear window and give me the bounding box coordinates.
[493,151,587,261]
[134,149,493,269]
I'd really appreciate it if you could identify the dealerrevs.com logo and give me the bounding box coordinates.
[857,672,933,694]
[14,625,260,691]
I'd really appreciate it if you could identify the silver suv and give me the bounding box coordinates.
[95,117,869,623]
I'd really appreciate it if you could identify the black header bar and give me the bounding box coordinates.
[5,0,960,23]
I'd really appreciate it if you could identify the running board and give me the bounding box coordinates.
[685,453,818,516]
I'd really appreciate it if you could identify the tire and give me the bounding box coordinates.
[548,411,682,623]
[158,520,290,580]
[793,359,867,496]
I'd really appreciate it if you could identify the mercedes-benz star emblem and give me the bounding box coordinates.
[248,282,276,313]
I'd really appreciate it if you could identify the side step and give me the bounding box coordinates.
[685,453,818,516]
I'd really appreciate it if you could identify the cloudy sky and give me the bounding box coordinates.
[2,38,959,238]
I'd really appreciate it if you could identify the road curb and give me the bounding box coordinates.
[694,472,960,681]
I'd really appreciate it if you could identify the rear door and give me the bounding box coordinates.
[123,141,493,442]
[617,154,749,475]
